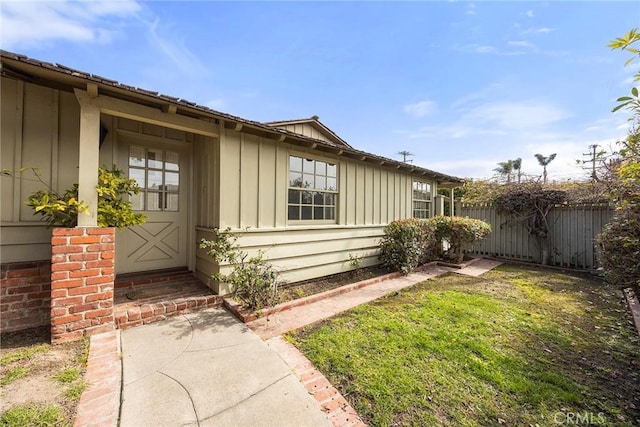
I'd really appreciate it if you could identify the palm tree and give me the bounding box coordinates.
[512,158,522,183]
[534,153,557,184]
[494,160,514,183]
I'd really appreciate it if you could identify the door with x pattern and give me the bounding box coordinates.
[116,140,189,274]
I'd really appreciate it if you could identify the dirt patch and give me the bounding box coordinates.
[1,326,87,423]
[280,266,392,303]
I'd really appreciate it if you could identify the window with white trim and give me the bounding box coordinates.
[128,145,180,212]
[288,156,337,221]
[413,180,432,219]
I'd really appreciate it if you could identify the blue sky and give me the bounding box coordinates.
[2,1,639,181]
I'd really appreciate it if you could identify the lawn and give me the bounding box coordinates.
[288,265,640,426]
[0,327,88,427]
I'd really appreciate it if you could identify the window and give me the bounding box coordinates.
[413,180,432,219]
[129,146,180,212]
[288,155,337,221]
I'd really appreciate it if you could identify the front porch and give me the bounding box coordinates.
[114,267,223,330]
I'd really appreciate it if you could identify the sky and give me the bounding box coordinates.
[2,1,639,181]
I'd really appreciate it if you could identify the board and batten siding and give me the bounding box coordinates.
[194,126,432,293]
[0,77,117,263]
[272,123,335,145]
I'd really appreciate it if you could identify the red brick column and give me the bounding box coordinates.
[50,227,115,343]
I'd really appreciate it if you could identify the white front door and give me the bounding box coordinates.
[116,139,189,273]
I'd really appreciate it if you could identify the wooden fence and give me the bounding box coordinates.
[458,204,614,270]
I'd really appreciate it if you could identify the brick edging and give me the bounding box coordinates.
[73,330,121,427]
[224,259,475,324]
[623,287,640,337]
[267,336,366,427]
[224,270,405,323]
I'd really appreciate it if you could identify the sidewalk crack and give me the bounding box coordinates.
[158,371,200,427]
[197,373,292,423]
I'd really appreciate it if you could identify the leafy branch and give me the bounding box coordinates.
[609,28,640,114]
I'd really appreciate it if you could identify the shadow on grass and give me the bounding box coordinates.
[289,265,640,426]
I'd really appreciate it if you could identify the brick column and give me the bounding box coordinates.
[51,227,115,343]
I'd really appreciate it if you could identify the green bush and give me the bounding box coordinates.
[26,165,145,228]
[426,216,492,263]
[200,228,281,309]
[596,205,640,289]
[379,218,431,274]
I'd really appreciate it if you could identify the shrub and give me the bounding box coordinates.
[26,165,145,228]
[596,205,640,289]
[426,216,492,263]
[200,228,281,310]
[379,218,431,274]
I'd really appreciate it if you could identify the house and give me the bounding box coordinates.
[0,50,462,339]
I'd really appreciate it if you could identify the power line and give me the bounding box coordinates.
[580,144,600,182]
[397,150,414,163]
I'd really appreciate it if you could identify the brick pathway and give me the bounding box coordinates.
[74,330,121,427]
[248,266,452,340]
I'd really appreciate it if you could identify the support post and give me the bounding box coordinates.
[450,188,455,217]
[75,89,100,227]
[434,195,445,216]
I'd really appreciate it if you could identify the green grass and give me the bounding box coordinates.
[0,404,69,427]
[289,265,640,426]
[0,344,49,365]
[0,368,30,386]
[63,382,87,402]
[1,333,90,426]
[53,368,81,384]
[52,350,89,402]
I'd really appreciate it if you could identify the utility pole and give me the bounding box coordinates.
[397,150,414,163]
[581,144,599,182]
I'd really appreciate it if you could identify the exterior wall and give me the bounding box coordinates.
[0,260,51,333]
[273,123,335,145]
[194,126,434,293]
[193,133,220,229]
[1,76,440,294]
[0,77,117,263]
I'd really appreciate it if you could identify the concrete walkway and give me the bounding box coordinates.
[118,259,502,427]
[119,308,331,427]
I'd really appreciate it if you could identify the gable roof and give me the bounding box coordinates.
[0,50,463,186]
[264,116,352,148]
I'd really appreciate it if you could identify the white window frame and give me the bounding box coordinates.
[412,180,432,219]
[287,154,338,224]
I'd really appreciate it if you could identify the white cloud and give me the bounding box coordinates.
[205,98,225,110]
[474,45,499,54]
[521,27,555,35]
[144,18,208,78]
[524,10,535,18]
[416,158,498,180]
[467,101,572,130]
[0,0,141,49]
[466,3,476,15]
[457,43,563,57]
[394,89,630,181]
[507,40,535,49]
[403,100,437,118]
